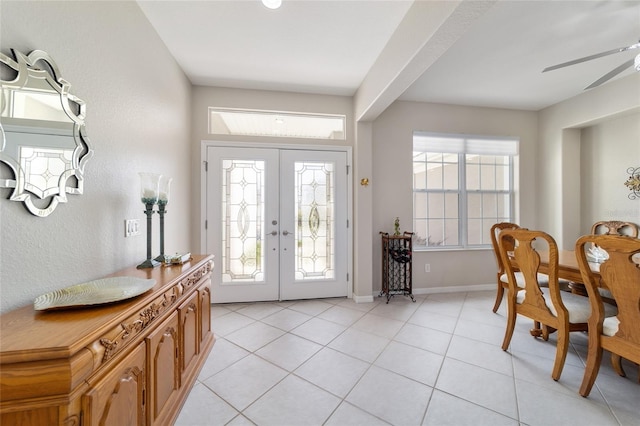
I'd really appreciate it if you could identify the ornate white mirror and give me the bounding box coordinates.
[0,49,93,217]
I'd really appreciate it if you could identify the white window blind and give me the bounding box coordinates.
[414,132,519,155]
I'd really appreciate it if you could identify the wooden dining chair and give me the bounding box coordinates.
[497,229,617,381]
[591,220,639,238]
[490,222,569,313]
[582,220,640,302]
[490,222,522,312]
[575,234,640,397]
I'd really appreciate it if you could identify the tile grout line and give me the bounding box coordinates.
[188,292,631,426]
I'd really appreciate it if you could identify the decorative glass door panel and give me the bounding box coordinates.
[294,161,335,280]
[280,150,347,300]
[207,147,348,303]
[207,148,279,303]
[221,159,265,282]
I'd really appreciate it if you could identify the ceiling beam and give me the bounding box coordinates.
[354,0,497,122]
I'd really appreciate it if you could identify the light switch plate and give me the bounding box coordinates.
[125,219,140,237]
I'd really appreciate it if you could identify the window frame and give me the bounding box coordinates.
[412,132,518,251]
[208,107,346,140]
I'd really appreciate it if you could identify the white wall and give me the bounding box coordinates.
[580,113,640,231]
[0,1,192,313]
[538,73,640,249]
[353,121,374,300]
[189,86,354,260]
[372,101,538,293]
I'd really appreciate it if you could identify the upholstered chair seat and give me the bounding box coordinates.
[501,272,548,288]
[516,288,616,323]
[500,272,571,290]
[602,316,620,337]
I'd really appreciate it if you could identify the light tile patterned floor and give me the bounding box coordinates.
[176,290,639,426]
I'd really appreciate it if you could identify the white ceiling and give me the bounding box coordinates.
[138,0,640,113]
[400,1,640,110]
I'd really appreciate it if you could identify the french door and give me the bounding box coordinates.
[205,146,349,303]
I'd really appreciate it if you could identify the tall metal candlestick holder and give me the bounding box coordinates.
[137,172,161,269]
[138,202,160,269]
[154,202,167,263]
[154,176,172,264]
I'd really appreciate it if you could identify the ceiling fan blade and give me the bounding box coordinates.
[543,42,640,73]
[584,58,635,90]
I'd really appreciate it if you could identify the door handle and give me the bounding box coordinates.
[282,230,290,236]
[270,230,278,236]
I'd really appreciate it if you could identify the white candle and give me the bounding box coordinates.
[139,172,161,204]
[157,176,172,206]
[158,191,168,205]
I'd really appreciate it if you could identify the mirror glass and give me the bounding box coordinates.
[0,49,93,217]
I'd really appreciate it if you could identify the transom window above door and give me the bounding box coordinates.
[209,108,346,140]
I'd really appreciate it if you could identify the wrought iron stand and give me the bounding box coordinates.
[380,232,415,303]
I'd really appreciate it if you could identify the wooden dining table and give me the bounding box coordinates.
[508,248,611,296]
[536,250,605,292]
[538,250,588,283]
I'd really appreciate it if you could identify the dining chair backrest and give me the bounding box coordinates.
[489,222,521,313]
[490,222,520,276]
[590,220,639,238]
[498,229,563,320]
[584,221,637,302]
[575,234,640,396]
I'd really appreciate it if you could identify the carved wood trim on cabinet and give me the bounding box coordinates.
[0,255,215,426]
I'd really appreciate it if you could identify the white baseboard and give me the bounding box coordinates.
[352,293,374,303]
[355,284,494,303]
[412,284,495,295]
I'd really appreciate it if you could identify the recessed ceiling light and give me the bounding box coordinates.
[262,0,282,10]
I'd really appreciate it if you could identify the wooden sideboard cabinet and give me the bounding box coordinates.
[0,254,215,426]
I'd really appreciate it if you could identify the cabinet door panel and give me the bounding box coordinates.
[147,312,179,426]
[82,342,146,426]
[179,292,199,378]
[199,279,213,348]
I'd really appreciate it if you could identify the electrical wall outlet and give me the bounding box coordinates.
[424,263,431,273]
[125,219,140,237]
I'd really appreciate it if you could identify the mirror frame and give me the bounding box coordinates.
[0,49,93,217]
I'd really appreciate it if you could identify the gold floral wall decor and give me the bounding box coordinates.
[624,167,640,200]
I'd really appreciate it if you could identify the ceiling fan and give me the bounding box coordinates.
[543,39,640,90]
